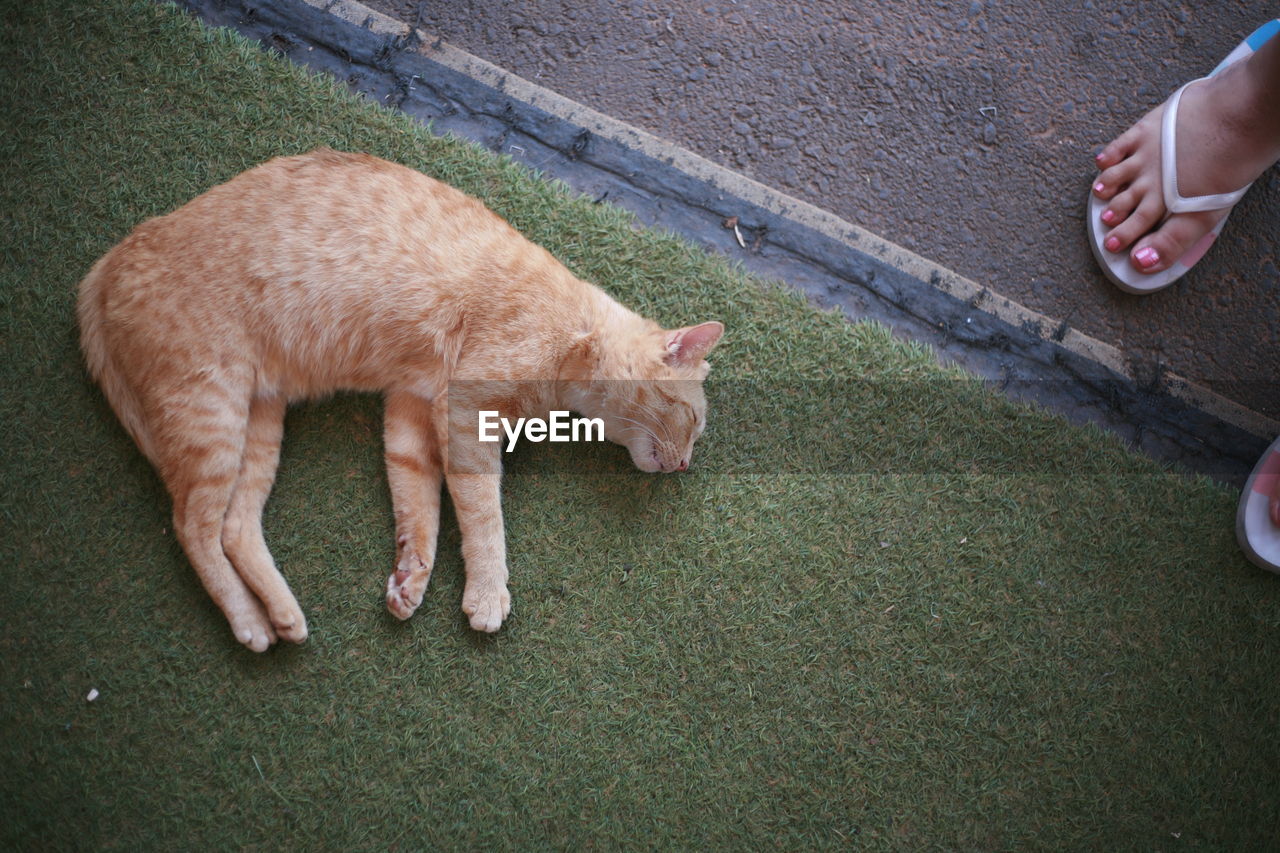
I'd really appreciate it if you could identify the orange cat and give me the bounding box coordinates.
[77,149,723,651]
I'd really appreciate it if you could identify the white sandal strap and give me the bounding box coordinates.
[1161,78,1253,214]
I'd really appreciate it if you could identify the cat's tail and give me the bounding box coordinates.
[77,253,156,462]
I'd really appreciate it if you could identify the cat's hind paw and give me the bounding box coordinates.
[229,608,277,653]
[462,578,510,633]
[386,552,431,621]
[270,606,309,644]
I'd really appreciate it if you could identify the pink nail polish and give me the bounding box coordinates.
[1101,209,1116,225]
[1094,181,1106,194]
[1105,236,1121,253]
[1135,246,1160,269]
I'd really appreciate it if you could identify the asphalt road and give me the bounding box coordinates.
[368,0,1278,423]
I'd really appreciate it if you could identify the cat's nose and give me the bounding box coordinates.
[677,458,688,472]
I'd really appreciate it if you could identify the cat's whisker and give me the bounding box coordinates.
[612,415,660,443]
[623,397,670,433]
[631,402,674,446]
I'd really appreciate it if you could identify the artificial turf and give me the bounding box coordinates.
[3,1,1279,848]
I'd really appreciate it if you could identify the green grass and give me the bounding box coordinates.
[3,1,1279,849]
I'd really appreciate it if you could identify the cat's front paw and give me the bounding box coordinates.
[462,578,510,633]
[386,551,431,621]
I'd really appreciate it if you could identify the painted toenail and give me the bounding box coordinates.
[1134,246,1160,269]
[1101,209,1117,225]
[1094,182,1106,194]
[1105,236,1121,253]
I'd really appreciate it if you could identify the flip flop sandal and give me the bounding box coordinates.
[1236,434,1280,575]
[1087,19,1280,294]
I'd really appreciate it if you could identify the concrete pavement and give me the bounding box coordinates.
[177,0,1279,480]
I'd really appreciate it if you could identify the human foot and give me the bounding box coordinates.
[1088,21,1280,291]
[1270,464,1280,529]
[1237,435,1280,574]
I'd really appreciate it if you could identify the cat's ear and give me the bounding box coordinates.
[664,321,724,366]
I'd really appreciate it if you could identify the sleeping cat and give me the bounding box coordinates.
[77,148,723,651]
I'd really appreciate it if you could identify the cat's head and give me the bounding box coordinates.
[562,320,724,473]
